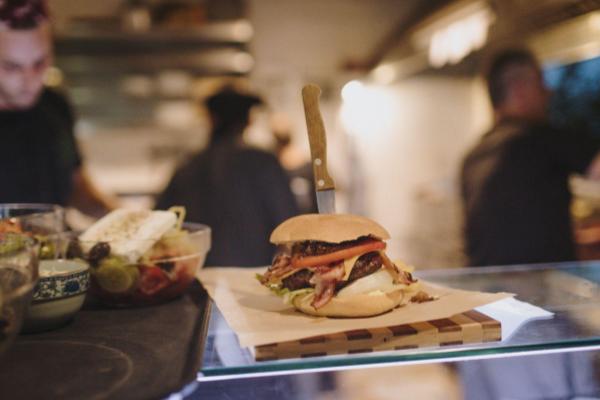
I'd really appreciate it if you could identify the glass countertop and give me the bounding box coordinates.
[198,261,600,380]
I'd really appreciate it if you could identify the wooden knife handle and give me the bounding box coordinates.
[302,84,335,191]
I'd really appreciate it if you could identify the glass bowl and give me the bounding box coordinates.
[0,204,66,260]
[0,235,38,357]
[74,223,210,307]
[0,204,65,235]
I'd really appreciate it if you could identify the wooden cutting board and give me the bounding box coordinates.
[254,310,500,361]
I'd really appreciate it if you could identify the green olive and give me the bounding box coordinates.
[98,255,129,270]
[0,234,26,256]
[39,243,56,260]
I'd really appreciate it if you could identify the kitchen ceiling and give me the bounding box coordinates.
[48,0,600,128]
[50,0,447,79]
[48,0,446,127]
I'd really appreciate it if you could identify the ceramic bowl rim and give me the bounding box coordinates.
[38,259,89,278]
[34,260,90,302]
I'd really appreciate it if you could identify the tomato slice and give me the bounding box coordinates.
[139,266,171,295]
[291,240,386,269]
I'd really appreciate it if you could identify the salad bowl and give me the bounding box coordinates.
[72,211,211,307]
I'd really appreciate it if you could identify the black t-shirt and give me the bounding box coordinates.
[0,89,81,205]
[461,119,600,267]
[156,139,299,267]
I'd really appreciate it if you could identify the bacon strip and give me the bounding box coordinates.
[261,247,415,311]
[380,251,415,285]
[379,251,400,283]
[310,263,345,309]
[260,253,294,284]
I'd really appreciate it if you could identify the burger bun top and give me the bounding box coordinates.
[270,213,390,244]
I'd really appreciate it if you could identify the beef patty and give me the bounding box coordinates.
[281,251,383,291]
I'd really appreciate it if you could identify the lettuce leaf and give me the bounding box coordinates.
[256,273,313,304]
[282,288,314,305]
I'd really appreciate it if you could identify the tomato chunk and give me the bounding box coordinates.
[291,240,386,268]
[139,266,171,295]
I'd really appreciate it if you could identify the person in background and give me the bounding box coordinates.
[461,48,600,267]
[271,114,317,214]
[458,48,599,399]
[0,0,114,216]
[156,86,299,266]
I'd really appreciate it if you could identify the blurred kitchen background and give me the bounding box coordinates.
[48,0,600,269]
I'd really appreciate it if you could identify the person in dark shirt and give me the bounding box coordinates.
[458,48,599,400]
[461,49,600,267]
[0,0,113,214]
[1,87,80,205]
[157,86,299,266]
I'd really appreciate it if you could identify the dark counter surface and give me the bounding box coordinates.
[0,282,210,400]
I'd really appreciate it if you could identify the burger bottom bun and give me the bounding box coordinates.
[291,272,420,318]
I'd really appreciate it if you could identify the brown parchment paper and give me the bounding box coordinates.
[197,267,513,348]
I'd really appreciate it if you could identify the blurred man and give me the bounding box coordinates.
[0,0,113,215]
[461,48,600,267]
[271,117,317,214]
[459,48,599,400]
[157,86,299,266]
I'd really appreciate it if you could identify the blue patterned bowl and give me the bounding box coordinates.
[34,260,89,300]
[22,260,89,333]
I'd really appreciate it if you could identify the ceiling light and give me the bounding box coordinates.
[412,0,495,68]
[341,80,364,102]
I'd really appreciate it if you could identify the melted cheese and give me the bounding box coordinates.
[342,254,362,280]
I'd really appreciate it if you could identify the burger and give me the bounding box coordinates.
[258,214,420,317]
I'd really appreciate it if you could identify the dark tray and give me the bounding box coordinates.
[0,282,211,400]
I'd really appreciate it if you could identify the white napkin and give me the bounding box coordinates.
[476,297,553,341]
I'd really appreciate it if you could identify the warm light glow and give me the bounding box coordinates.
[340,83,394,137]
[44,67,64,87]
[232,20,254,41]
[121,75,154,98]
[341,80,363,102]
[428,7,493,68]
[156,70,192,97]
[589,12,600,30]
[124,7,151,31]
[155,101,197,130]
[232,52,254,72]
[372,64,397,85]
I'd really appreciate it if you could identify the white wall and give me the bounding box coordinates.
[346,76,492,267]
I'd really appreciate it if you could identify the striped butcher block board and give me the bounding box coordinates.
[254,310,500,361]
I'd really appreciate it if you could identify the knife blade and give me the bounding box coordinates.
[302,84,336,214]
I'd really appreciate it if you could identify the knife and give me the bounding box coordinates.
[302,84,336,214]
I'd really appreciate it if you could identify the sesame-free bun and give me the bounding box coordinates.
[270,214,390,244]
[291,270,419,317]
